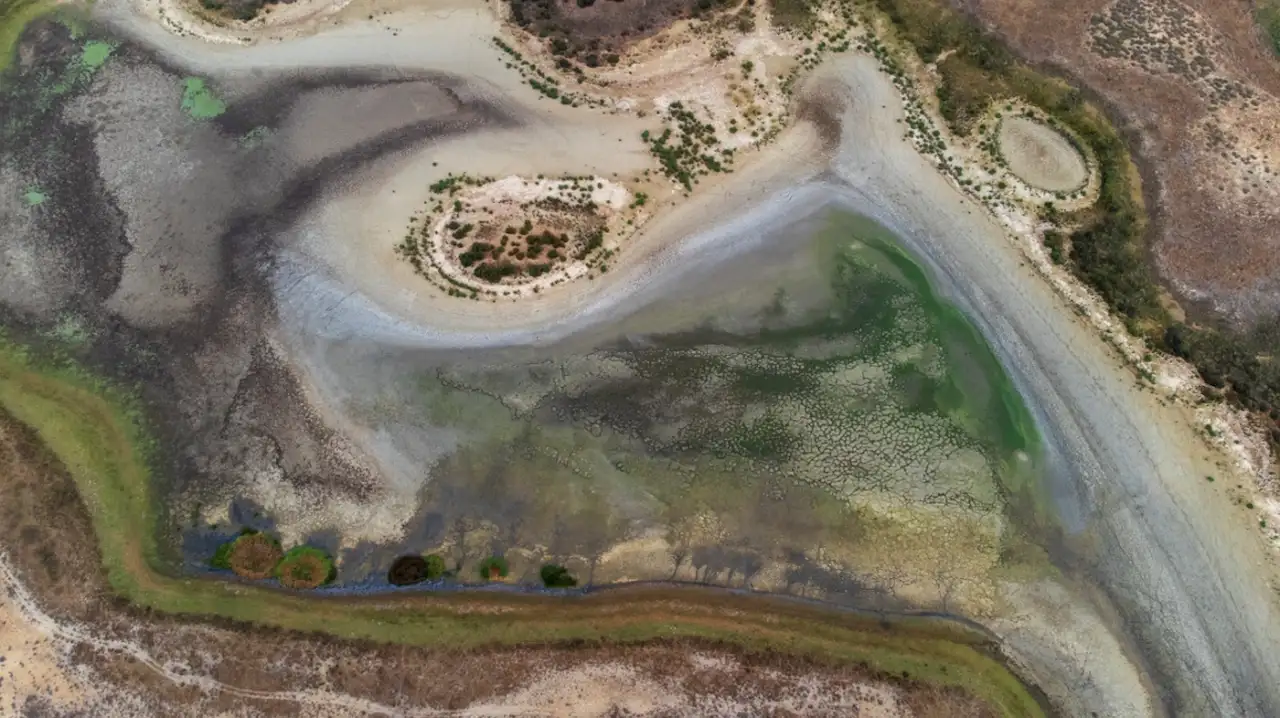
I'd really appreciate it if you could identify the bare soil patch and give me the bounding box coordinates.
[997,116,1088,192]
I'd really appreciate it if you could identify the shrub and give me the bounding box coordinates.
[1043,230,1066,265]
[210,540,234,569]
[477,555,509,581]
[540,563,577,588]
[388,555,429,585]
[423,553,447,580]
[275,546,335,589]
[226,532,282,580]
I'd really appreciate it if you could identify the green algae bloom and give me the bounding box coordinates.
[181,77,226,119]
[80,40,113,69]
[22,186,46,205]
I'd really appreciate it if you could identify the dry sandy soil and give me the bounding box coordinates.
[955,0,1280,322]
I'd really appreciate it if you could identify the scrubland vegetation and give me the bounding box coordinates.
[1259,0,1280,56]
[875,0,1280,452]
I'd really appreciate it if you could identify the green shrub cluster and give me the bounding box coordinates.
[210,531,336,589]
[644,102,733,191]
[276,546,337,589]
[540,563,577,588]
[477,554,509,580]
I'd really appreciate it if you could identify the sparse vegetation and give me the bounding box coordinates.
[645,101,733,190]
[770,0,818,31]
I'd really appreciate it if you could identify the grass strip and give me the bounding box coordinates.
[0,337,1047,717]
[0,0,57,77]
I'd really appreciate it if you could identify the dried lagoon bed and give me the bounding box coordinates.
[0,1,1277,716]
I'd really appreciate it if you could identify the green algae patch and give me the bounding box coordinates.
[180,77,226,119]
[823,215,1043,489]
[22,185,45,205]
[79,40,113,69]
[402,208,1056,627]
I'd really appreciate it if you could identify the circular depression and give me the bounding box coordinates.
[998,116,1088,192]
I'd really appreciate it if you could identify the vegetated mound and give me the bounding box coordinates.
[226,532,283,580]
[506,0,739,66]
[276,546,335,589]
[997,116,1087,192]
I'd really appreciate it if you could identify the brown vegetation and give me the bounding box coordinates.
[228,533,283,580]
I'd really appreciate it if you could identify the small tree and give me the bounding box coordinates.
[424,553,447,580]
[276,546,335,589]
[477,555,509,581]
[540,563,577,588]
